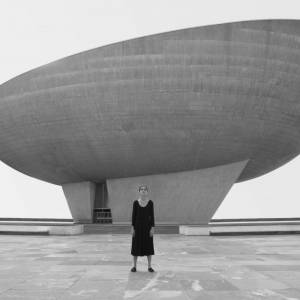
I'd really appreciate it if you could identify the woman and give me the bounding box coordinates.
[130,184,155,272]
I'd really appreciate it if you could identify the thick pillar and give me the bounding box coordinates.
[62,181,96,223]
[106,160,249,225]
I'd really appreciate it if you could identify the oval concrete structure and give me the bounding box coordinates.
[0,19,300,185]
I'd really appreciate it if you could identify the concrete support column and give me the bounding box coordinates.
[62,181,96,223]
[107,160,249,225]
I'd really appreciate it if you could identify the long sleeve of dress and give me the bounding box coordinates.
[150,201,155,227]
[131,201,136,227]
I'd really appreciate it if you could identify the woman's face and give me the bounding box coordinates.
[139,186,148,196]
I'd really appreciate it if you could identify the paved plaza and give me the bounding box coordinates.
[0,233,300,299]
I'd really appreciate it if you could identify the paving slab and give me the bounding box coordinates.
[0,234,300,299]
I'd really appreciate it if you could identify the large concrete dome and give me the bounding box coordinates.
[0,19,300,186]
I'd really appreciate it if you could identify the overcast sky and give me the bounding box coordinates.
[0,0,299,219]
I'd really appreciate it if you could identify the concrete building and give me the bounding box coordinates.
[0,19,299,225]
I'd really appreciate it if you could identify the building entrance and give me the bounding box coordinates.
[93,183,112,224]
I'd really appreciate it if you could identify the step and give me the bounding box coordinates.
[84,224,179,234]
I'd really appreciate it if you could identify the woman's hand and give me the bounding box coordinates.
[150,227,154,237]
[131,227,135,237]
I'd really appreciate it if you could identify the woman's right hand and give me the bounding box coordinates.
[131,227,135,237]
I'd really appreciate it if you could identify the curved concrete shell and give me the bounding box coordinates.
[0,19,300,224]
[1,19,300,185]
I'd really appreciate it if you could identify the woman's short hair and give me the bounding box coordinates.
[138,184,149,192]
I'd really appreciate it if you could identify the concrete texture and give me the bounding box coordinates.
[1,234,300,299]
[107,160,248,224]
[0,20,300,185]
[62,182,96,223]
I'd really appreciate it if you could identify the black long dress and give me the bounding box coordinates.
[131,199,155,256]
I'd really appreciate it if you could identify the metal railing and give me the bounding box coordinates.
[93,208,112,224]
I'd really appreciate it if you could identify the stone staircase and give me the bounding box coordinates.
[84,223,179,234]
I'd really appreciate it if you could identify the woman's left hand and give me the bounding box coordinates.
[150,227,154,237]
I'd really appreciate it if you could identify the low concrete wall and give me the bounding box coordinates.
[209,224,300,234]
[179,223,300,235]
[0,224,84,235]
[180,225,210,235]
[48,225,84,235]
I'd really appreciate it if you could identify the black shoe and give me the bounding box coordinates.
[131,267,136,272]
[148,267,155,272]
